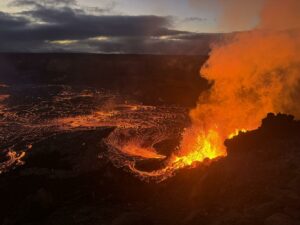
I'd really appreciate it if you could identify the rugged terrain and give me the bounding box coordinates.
[0,113,300,225]
[0,54,300,225]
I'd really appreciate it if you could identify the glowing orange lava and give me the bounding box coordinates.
[112,126,251,182]
[172,128,226,168]
[0,151,26,174]
[112,127,231,181]
[122,143,166,159]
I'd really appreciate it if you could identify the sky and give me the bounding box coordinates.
[0,0,261,54]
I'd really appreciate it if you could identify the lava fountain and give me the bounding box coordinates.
[174,0,300,169]
[111,0,300,181]
[173,0,300,168]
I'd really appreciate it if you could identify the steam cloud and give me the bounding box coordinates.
[191,0,300,139]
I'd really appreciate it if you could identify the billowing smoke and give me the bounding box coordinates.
[87,0,300,178]
[193,0,300,134]
[177,0,300,160]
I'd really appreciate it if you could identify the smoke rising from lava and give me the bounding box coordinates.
[27,0,297,181]
[103,0,300,180]
[115,0,300,179]
[176,0,300,163]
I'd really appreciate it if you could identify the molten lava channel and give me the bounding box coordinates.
[108,127,245,181]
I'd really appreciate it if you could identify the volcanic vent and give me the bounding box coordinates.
[103,0,300,182]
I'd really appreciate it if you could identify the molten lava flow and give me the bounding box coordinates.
[121,143,166,159]
[113,0,300,180]
[0,150,26,174]
[170,0,300,170]
[172,128,225,167]
[110,128,227,181]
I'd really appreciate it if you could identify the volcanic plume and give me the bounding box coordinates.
[106,0,300,178]
[175,0,300,165]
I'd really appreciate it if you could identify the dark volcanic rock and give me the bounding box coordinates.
[153,138,180,157]
[23,127,115,176]
[134,158,167,172]
[15,188,54,223]
[111,212,153,225]
[264,213,297,225]
[1,113,300,225]
[0,54,209,107]
[0,150,9,163]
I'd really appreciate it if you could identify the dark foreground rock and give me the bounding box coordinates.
[1,113,300,225]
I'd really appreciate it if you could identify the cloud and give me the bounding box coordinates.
[43,33,219,54]
[0,2,217,54]
[11,0,77,7]
[0,11,28,28]
[183,17,207,23]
